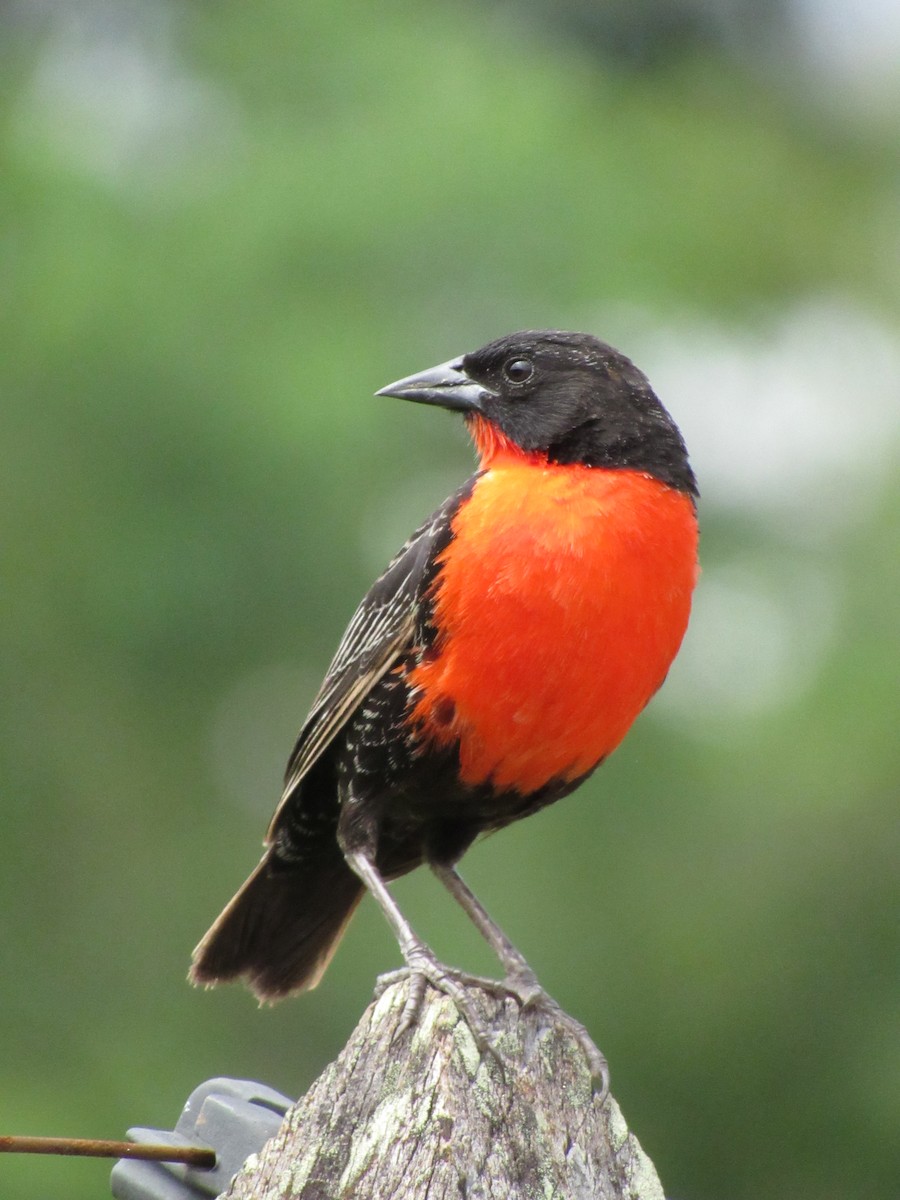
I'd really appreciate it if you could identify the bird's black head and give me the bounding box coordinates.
[377,330,697,498]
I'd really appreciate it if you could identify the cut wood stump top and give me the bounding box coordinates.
[225,978,665,1200]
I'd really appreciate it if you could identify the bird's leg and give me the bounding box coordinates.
[429,862,541,999]
[431,862,610,1097]
[342,848,501,1062]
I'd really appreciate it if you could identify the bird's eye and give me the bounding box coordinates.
[503,358,534,384]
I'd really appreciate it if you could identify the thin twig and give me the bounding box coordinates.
[0,1135,215,1167]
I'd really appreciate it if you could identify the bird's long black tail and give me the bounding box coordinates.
[190,847,364,1001]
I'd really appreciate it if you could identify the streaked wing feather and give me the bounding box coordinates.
[277,616,413,803]
[265,486,470,843]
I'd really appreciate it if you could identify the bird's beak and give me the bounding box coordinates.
[376,357,494,414]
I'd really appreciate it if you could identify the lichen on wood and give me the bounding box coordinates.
[224,979,665,1200]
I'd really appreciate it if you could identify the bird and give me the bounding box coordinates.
[190,330,699,1094]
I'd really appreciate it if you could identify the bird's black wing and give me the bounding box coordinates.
[265,482,473,843]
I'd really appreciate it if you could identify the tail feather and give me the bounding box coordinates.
[190,850,363,1000]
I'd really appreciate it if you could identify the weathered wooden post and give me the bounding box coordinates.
[225,979,665,1200]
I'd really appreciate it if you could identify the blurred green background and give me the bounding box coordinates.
[1,1,898,1197]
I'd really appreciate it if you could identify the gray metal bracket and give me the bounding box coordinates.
[110,1078,293,1199]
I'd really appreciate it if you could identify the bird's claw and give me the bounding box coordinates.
[375,959,607,1097]
[503,979,610,1099]
[500,966,544,1007]
[557,1010,610,1099]
[374,958,504,1068]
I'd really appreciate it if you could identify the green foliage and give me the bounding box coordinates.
[1,4,897,1198]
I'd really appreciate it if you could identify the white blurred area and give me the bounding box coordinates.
[9,0,900,198]
[635,300,899,732]
[654,555,843,733]
[10,1,241,198]
[790,0,900,100]
[642,301,900,539]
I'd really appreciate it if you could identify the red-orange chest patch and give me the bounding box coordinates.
[406,460,698,794]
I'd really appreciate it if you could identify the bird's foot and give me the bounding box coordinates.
[501,972,610,1099]
[374,958,608,1097]
[374,953,506,1068]
[499,965,544,1007]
